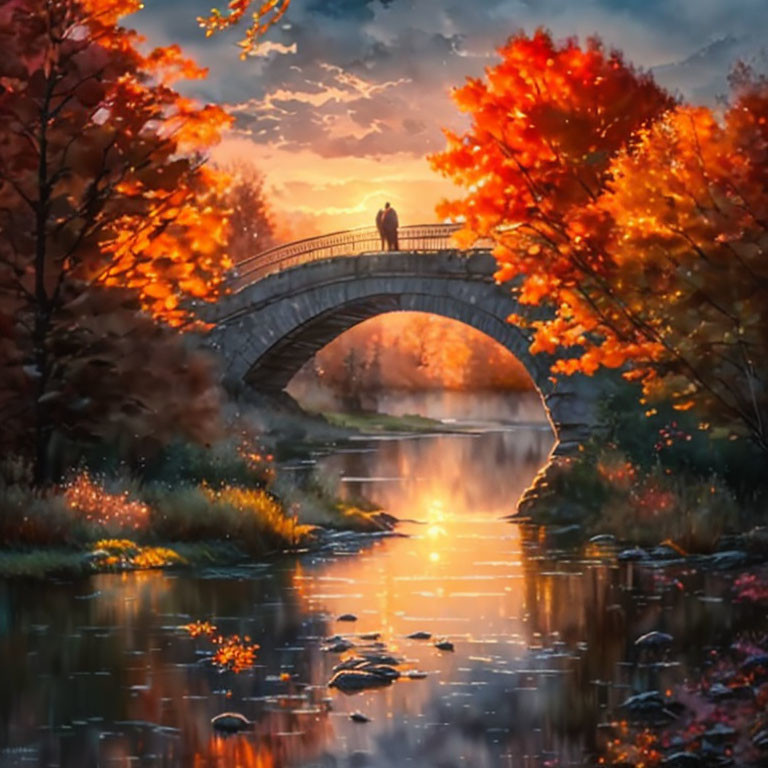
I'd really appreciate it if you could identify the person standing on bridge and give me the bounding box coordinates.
[375,206,386,250]
[379,202,399,251]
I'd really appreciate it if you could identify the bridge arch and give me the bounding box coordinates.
[205,246,603,456]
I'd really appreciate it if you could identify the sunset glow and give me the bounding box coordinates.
[213,140,454,238]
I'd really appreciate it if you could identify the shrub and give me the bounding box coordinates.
[145,483,313,553]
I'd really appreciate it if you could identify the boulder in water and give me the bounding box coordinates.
[362,664,400,681]
[434,640,454,652]
[618,547,649,561]
[706,682,733,701]
[337,613,358,622]
[406,631,431,640]
[350,712,371,723]
[329,668,394,692]
[619,690,677,721]
[660,753,702,768]
[753,729,768,749]
[706,550,749,570]
[359,652,402,666]
[322,639,355,653]
[739,653,768,675]
[211,712,250,733]
[648,545,681,561]
[634,631,674,649]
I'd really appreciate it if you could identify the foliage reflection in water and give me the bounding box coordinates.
[0,421,762,767]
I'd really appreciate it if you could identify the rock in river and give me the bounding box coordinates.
[337,613,358,622]
[359,652,402,666]
[704,550,749,570]
[328,668,395,692]
[434,640,454,652]
[753,729,768,750]
[648,545,681,561]
[350,712,371,723]
[362,664,400,681]
[660,753,702,768]
[406,631,432,640]
[739,653,768,675]
[619,690,677,720]
[634,631,674,649]
[211,712,250,733]
[618,547,649,562]
[323,639,355,653]
[706,682,734,701]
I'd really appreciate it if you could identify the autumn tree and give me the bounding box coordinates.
[431,30,768,452]
[198,0,292,58]
[578,69,768,450]
[430,30,672,378]
[216,163,276,262]
[0,0,233,483]
[429,36,668,391]
[431,30,673,265]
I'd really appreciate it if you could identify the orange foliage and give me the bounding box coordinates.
[431,31,672,381]
[0,0,232,326]
[65,472,149,531]
[431,29,673,249]
[198,0,292,59]
[586,74,768,447]
[215,162,276,262]
[432,30,768,451]
[211,633,259,673]
[0,0,230,478]
[89,538,186,569]
[183,620,218,638]
[183,620,260,673]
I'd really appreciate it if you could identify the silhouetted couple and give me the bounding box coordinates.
[376,202,399,251]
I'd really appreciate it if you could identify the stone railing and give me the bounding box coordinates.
[230,223,486,287]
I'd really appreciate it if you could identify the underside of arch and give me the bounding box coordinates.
[243,292,547,395]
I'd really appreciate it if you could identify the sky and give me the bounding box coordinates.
[131,0,768,241]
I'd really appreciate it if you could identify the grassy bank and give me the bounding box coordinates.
[517,382,768,553]
[0,405,396,579]
[319,409,455,434]
[0,469,395,579]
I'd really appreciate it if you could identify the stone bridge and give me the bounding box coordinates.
[204,224,606,456]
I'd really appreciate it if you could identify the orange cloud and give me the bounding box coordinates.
[213,136,455,240]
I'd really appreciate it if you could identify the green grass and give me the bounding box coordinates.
[319,410,455,434]
[0,540,253,579]
[0,444,389,578]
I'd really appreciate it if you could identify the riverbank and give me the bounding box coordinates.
[514,381,768,562]
[319,409,460,434]
[0,510,400,580]
[0,394,440,580]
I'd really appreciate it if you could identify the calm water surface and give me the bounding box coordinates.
[0,424,755,767]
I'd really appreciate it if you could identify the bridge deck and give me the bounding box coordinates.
[230,223,487,287]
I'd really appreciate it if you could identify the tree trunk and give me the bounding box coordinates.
[32,72,54,487]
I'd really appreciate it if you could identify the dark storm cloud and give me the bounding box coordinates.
[132,0,768,158]
[306,0,395,22]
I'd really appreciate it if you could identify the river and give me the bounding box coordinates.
[0,411,758,767]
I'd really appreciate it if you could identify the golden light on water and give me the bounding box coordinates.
[426,524,446,539]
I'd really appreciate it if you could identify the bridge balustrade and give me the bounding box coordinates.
[230,223,488,287]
